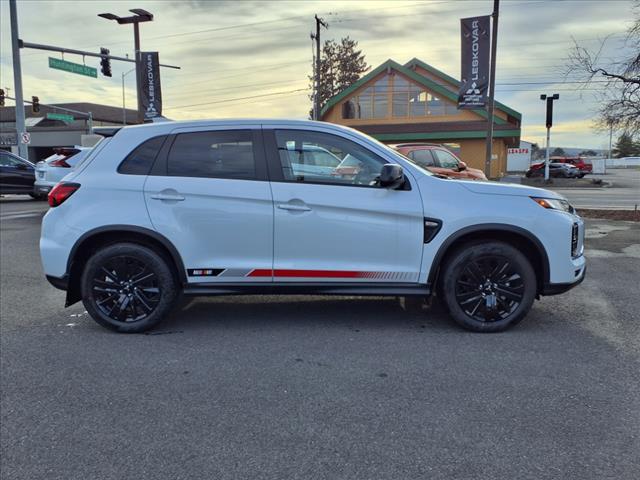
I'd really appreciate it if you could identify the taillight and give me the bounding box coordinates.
[49,158,71,168]
[48,182,80,207]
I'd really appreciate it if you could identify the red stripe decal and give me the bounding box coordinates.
[247,269,371,278]
[247,269,272,277]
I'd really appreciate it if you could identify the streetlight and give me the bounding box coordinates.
[540,93,559,181]
[98,9,153,122]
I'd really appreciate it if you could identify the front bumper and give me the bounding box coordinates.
[541,263,586,296]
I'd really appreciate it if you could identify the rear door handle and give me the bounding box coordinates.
[150,193,185,201]
[277,204,311,212]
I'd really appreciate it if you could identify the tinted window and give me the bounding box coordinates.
[168,130,255,179]
[0,153,22,167]
[433,149,459,169]
[409,149,435,167]
[275,130,387,187]
[119,136,166,175]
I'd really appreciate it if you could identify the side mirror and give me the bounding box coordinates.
[379,164,405,189]
[458,161,467,171]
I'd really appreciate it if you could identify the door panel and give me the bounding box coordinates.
[271,182,423,281]
[144,127,273,283]
[267,129,424,283]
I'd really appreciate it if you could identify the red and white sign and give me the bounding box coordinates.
[20,132,31,144]
[508,148,529,154]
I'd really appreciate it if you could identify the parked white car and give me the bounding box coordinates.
[40,120,586,333]
[33,147,91,198]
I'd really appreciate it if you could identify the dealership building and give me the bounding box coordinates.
[0,103,138,162]
[321,58,522,177]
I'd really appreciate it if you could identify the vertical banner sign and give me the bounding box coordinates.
[458,15,490,109]
[137,52,162,121]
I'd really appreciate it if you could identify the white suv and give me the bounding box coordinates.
[40,120,585,333]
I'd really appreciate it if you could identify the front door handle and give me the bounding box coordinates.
[277,203,311,212]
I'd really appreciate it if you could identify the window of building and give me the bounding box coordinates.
[342,75,389,119]
[167,130,256,179]
[392,75,460,118]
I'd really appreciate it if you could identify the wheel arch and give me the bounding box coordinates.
[428,224,550,294]
[65,225,186,307]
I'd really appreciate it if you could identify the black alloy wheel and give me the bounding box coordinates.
[81,243,178,333]
[454,254,524,322]
[91,255,161,323]
[441,241,536,332]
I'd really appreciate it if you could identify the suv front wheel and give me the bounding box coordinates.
[81,243,178,333]
[441,241,536,332]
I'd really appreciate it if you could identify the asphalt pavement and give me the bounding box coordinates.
[1,198,639,480]
[506,168,640,209]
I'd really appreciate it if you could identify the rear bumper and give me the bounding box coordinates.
[33,184,52,195]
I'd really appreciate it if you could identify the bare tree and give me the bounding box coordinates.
[567,1,640,135]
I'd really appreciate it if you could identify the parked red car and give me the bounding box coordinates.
[392,143,487,181]
[550,156,592,175]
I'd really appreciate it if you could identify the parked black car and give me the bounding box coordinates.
[525,162,582,178]
[0,151,37,197]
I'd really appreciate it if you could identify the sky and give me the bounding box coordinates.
[0,0,636,150]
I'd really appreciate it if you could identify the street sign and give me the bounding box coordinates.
[0,133,18,146]
[20,132,31,144]
[46,112,74,123]
[48,57,97,78]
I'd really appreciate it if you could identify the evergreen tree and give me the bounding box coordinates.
[551,147,566,156]
[611,132,640,158]
[309,37,369,116]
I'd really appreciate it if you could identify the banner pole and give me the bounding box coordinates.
[484,0,500,179]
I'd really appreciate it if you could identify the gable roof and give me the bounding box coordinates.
[321,58,521,123]
[404,58,522,120]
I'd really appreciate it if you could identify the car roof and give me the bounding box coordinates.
[97,119,362,138]
[392,143,440,148]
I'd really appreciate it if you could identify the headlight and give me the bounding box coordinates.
[531,197,575,213]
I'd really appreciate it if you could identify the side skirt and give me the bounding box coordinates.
[183,282,432,297]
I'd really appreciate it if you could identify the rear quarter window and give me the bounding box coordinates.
[118,136,167,175]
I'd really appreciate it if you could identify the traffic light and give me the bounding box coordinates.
[32,96,40,113]
[0,89,5,107]
[100,47,112,77]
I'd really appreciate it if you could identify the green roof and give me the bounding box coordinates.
[320,58,521,123]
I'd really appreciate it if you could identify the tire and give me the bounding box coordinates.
[81,243,178,333]
[440,241,536,333]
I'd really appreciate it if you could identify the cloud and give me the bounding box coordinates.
[0,0,635,148]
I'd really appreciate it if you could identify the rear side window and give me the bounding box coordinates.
[118,136,167,175]
[167,130,255,179]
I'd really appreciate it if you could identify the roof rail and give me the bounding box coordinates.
[92,127,122,137]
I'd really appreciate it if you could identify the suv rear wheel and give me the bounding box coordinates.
[80,243,178,333]
[441,241,536,332]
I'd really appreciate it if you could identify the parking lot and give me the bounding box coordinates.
[1,197,639,479]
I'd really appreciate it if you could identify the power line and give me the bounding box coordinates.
[164,88,309,110]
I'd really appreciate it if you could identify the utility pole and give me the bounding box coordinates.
[540,93,559,181]
[312,15,328,121]
[9,0,28,160]
[484,0,499,178]
[122,67,136,125]
[608,120,613,160]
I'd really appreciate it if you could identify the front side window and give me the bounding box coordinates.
[275,130,387,187]
[167,130,255,179]
[433,149,459,169]
[409,149,435,167]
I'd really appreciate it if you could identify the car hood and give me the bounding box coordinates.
[458,179,564,199]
